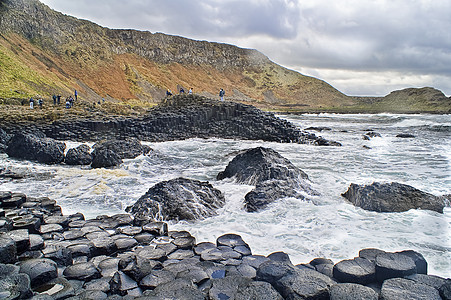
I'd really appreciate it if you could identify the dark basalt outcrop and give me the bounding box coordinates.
[92,138,151,159]
[0,128,12,153]
[5,133,65,164]
[0,191,449,299]
[126,177,226,222]
[65,144,92,165]
[342,182,445,213]
[1,96,340,146]
[217,147,318,212]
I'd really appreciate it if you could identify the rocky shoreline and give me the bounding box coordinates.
[1,191,450,299]
[0,95,340,146]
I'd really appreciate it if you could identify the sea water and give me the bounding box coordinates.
[1,113,450,277]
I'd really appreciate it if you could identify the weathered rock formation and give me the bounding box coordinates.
[126,178,226,222]
[92,138,151,159]
[6,96,338,145]
[217,147,318,212]
[342,182,445,213]
[5,133,65,164]
[65,144,92,165]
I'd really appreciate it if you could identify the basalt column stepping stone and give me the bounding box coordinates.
[19,258,58,287]
[375,252,417,282]
[380,278,441,300]
[329,283,378,300]
[333,257,376,284]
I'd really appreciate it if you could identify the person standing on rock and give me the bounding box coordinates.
[53,94,57,105]
[29,97,34,109]
[189,88,193,94]
[38,98,43,109]
[166,89,173,98]
[57,94,61,105]
[219,88,225,101]
[180,87,185,94]
[74,89,78,101]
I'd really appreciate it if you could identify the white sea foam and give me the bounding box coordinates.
[1,114,450,277]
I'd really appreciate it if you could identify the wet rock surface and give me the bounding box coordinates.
[126,177,226,222]
[342,181,445,213]
[5,133,66,164]
[0,192,449,299]
[65,144,92,165]
[217,147,318,212]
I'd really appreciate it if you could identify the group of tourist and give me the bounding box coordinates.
[165,87,226,101]
[28,90,78,109]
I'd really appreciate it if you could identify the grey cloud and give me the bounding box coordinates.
[39,0,451,95]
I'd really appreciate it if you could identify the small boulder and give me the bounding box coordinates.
[217,147,317,212]
[126,177,225,221]
[65,144,92,165]
[92,138,151,159]
[342,182,445,213]
[91,148,122,168]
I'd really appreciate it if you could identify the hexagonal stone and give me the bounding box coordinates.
[19,258,57,287]
[39,224,64,234]
[330,283,378,300]
[333,257,376,284]
[63,262,101,281]
[380,278,441,300]
[0,235,17,264]
[117,226,142,236]
[375,252,417,282]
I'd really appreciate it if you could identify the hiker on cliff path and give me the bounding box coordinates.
[57,95,61,105]
[74,90,78,101]
[189,88,193,94]
[53,94,57,105]
[219,88,225,101]
[38,98,43,109]
[166,89,173,98]
[29,97,34,109]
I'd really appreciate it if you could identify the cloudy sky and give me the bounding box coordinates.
[40,0,451,96]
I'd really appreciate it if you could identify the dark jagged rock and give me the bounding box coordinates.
[90,148,122,169]
[217,147,308,184]
[0,128,12,153]
[65,144,92,165]
[5,133,65,164]
[342,182,445,213]
[126,177,225,221]
[380,278,441,300]
[217,147,318,212]
[92,137,151,159]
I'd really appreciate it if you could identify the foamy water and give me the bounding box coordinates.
[1,114,450,277]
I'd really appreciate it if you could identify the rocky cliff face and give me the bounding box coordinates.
[0,0,352,108]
